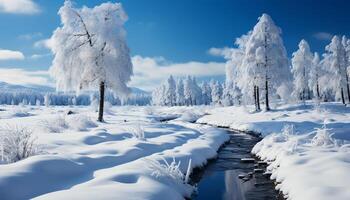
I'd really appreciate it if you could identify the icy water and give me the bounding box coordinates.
[190,129,281,200]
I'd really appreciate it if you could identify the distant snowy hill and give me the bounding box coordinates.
[0,82,151,106]
[0,81,149,95]
[0,82,54,93]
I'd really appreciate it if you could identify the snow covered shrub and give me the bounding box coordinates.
[0,126,39,164]
[282,124,295,137]
[129,124,145,140]
[147,157,192,184]
[273,124,295,143]
[40,114,96,133]
[66,115,97,131]
[40,115,68,133]
[311,123,336,147]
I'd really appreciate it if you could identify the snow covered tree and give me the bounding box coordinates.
[323,36,348,105]
[164,75,176,106]
[342,36,350,103]
[184,76,199,106]
[152,85,165,106]
[222,81,242,106]
[200,81,212,105]
[309,52,322,100]
[49,1,133,121]
[175,79,185,106]
[291,39,313,103]
[191,77,203,105]
[210,80,223,105]
[242,14,290,111]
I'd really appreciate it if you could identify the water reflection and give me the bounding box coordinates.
[192,130,279,200]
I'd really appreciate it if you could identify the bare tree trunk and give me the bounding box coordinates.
[346,72,350,104]
[257,86,261,111]
[265,77,270,111]
[254,85,257,111]
[316,83,320,99]
[98,81,105,122]
[341,87,345,105]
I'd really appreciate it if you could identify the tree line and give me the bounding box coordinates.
[152,14,350,110]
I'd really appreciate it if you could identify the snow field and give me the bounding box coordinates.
[0,105,228,200]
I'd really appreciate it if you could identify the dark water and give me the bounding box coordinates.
[190,130,281,200]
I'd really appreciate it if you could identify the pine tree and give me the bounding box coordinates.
[243,14,290,111]
[175,79,185,106]
[309,52,322,100]
[291,39,313,103]
[323,36,348,105]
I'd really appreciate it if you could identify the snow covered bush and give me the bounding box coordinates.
[311,123,336,147]
[67,115,97,131]
[129,124,145,140]
[0,126,39,164]
[40,115,68,133]
[147,157,192,184]
[40,114,96,133]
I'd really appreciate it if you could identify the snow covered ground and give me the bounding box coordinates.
[0,105,228,200]
[196,102,350,200]
[1,102,349,200]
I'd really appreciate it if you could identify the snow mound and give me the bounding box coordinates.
[252,125,350,200]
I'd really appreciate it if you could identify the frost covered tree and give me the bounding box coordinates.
[309,52,322,100]
[184,76,201,106]
[291,39,313,103]
[242,14,290,111]
[200,81,212,105]
[49,1,133,121]
[222,82,242,106]
[323,36,348,105]
[210,80,223,105]
[342,36,350,103]
[164,75,176,106]
[175,79,185,106]
[191,77,203,105]
[152,85,165,106]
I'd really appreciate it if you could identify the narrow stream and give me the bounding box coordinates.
[190,129,281,200]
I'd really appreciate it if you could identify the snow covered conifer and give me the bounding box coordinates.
[200,81,212,105]
[242,14,290,110]
[49,1,133,121]
[184,76,194,106]
[210,80,223,105]
[291,39,313,103]
[44,93,50,107]
[175,79,185,106]
[342,35,350,103]
[323,36,348,104]
[164,75,176,106]
[309,52,322,100]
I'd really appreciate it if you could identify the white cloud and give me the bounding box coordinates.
[208,47,234,59]
[0,0,40,14]
[129,55,225,91]
[30,53,51,60]
[313,32,333,41]
[0,49,25,60]
[0,68,52,86]
[34,38,52,49]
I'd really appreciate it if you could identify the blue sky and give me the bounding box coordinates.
[0,0,349,90]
